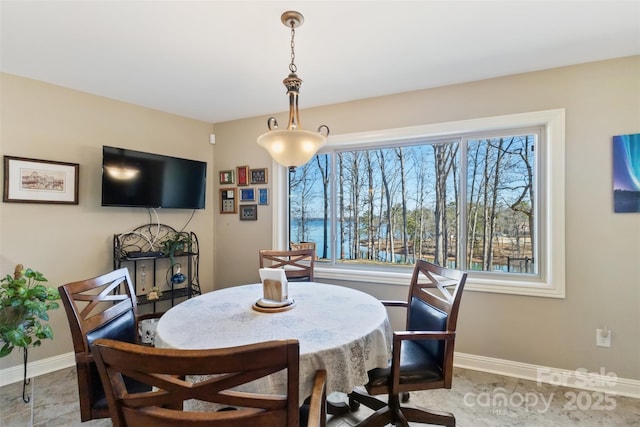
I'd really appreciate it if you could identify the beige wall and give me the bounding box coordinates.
[0,74,215,370]
[212,56,640,380]
[2,56,638,381]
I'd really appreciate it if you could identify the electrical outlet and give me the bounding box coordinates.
[596,328,611,347]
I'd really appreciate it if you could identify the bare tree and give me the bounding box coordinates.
[345,152,361,259]
[376,150,393,262]
[413,155,428,260]
[338,153,346,258]
[433,143,457,266]
[365,151,375,260]
[483,138,505,270]
[395,147,410,263]
[289,163,318,242]
[315,154,330,259]
[466,142,484,268]
[509,136,534,253]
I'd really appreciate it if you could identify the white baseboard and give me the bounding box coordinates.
[455,352,640,399]
[2,351,638,399]
[0,352,75,387]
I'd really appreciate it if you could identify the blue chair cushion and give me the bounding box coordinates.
[367,339,443,387]
[367,297,447,388]
[408,297,447,361]
[86,311,152,409]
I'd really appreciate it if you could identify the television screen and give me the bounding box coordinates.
[102,146,206,209]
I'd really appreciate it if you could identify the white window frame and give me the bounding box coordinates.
[273,109,565,298]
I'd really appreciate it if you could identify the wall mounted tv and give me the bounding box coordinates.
[102,146,206,209]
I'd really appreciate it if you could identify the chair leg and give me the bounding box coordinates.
[401,405,455,426]
[352,405,394,427]
[348,389,454,427]
[354,394,411,427]
[348,389,387,411]
[388,394,410,427]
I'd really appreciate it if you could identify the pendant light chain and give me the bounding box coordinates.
[289,24,297,74]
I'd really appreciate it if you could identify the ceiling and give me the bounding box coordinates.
[2,1,639,124]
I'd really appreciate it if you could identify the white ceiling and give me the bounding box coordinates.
[2,1,639,124]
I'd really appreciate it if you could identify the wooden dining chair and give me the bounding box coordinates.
[58,268,162,422]
[259,248,315,282]
[348,259,467,427]
[92,338,327,427]
[290,241,319,260]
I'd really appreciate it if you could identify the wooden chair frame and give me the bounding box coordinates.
[290,241,319,260]
[349,259,467,427]
[259,248,315,282]
[58,268,161,421]
[92,338,327,427]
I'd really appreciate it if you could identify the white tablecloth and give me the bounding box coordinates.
[155,282,392,404]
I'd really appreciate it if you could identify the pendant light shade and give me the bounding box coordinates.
[257,11,329,169]
[257,128,327,167]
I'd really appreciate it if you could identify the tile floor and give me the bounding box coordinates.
[1,366,638,426]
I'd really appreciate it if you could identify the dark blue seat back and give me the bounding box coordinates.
[86,310,137,347]
[86,310,138,407]
[408,296,448,364]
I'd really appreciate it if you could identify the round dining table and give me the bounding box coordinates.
[155,281,392,406]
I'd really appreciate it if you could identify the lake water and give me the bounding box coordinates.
[291,218,535,273]
[291,218,408,262]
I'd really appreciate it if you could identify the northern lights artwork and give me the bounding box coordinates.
[613,133,640,213]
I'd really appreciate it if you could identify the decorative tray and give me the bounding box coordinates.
[252,298,296,313]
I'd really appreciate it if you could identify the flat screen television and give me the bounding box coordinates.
[101,146,206,209]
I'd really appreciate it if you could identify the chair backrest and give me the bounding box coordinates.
[58,268,139,421]
[92,338,303,427]
[406,259,467,387]
[290,242,319,260]
[259,249,315,282]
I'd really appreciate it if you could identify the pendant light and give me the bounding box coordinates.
[257,11,329,169]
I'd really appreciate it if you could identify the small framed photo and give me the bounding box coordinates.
[219,169,234,185]
[219,188,237,214]
[240,204,258,221]
[258,188,269,205]
[250,168,268,185]
[240,188,255,201]
[3,156,79,204]
[237,165,249,186]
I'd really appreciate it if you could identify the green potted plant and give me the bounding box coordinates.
[0,264,60,402]
[161,232,192,266]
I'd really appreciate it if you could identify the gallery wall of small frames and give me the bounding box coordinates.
[218,166,269,220]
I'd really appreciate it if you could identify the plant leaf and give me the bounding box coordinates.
[0,343,12,357]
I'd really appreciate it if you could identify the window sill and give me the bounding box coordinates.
[315,265,565,298]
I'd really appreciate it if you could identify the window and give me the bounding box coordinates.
[273,110,565,297]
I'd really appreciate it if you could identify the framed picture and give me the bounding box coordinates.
[3,156,79,204]
[237,165,249,186]
[613,133,640,213]
[219,169,234,185]
[240,188,255,201]
[219,188,237,214]
[258,188,269,205]
[250,168,268,185]
[240,204,258,221]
